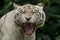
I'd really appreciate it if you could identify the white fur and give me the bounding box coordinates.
[0,3,46,40]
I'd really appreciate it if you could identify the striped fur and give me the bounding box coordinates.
[0,3,46,40]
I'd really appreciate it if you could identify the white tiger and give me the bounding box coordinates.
[0,3,46,40]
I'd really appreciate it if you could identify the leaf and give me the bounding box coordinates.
[55,35,60,40]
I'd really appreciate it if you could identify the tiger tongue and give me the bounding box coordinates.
[25,24,34,35]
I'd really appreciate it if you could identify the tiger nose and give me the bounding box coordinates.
[26,17,31,21]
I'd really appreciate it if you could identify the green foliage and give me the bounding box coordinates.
[0,0,60,40]
[0,2,13,17]
[56,35,60,40]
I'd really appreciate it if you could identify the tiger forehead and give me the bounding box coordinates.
[23,4,33,12]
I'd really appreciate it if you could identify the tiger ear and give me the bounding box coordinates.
[13,3,21,9]
[37,3,44,10]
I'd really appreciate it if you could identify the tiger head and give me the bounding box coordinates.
[14,3,46,36]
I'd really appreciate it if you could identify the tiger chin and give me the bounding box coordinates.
[0,3,46,40]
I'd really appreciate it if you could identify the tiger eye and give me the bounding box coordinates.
[19,10,23,13]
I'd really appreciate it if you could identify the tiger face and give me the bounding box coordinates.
[14,3,46,36]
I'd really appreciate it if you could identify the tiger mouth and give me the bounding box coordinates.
[22,22,36,36]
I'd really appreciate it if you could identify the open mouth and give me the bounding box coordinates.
[22,22,36,36]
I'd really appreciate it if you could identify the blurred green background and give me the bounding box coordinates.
[0,0,60,40]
